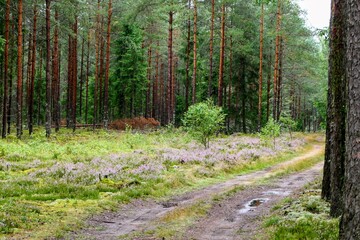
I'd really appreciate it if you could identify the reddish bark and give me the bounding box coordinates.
[258,3,264,131]
[2,0,10,138]
[192,0,197,104]
[208,0,215,98]
[16,0,24,138]
[104,0,112,129]
[218,4,226,107]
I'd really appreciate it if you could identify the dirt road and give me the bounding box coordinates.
[70,145,324,240]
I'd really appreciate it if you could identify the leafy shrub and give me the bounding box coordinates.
[182,100,226,148]
[280,115,297,140]
[261,118,281,149]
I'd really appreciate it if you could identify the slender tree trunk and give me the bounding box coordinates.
[79,37,85,122]
[93,0,101,129]
[218,4,226,107]
[258,3,264,131]
[153,42,159,119]
[267,49,272,122]
[28,3,37,135]
[104,0,112,129]
[37,48,42,126]
[208,0,215,98]
[45,0,52,137]
[26,31,33,132]
[227,36,233,131]
[2,0,10,138]
[72,18,78,132]
[146,45,152,118]
[192,0,197,105]
[185,0,191,110]
[17,0,24,139]
[167,11,173,124]
[53,9,60,132]
[85,33,90,124]
[273,0,281,121]
[276,37,283,120]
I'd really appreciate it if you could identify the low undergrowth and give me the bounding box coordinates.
[264,179,339,240]
[0,128,322,239]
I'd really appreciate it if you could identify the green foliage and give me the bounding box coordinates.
[111,23,147,118]
[0,37,4,53]
[280,115,297,140]
[261,118,281,149]
[182,100,226,148]
[265,181,339,240]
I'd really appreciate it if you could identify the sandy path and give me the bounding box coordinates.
[70,145,324,240]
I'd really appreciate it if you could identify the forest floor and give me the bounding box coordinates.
[70,145,324,240]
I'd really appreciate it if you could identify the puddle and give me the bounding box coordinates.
[238,198,269,214]
[263,189,291,196]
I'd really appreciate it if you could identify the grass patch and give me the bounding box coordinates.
[0,129,323,239]
[264,179,339,240]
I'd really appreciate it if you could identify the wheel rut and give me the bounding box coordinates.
[70,145,324,240]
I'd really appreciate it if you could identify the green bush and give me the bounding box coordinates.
[261,118,281,149]
[182,100,226,148]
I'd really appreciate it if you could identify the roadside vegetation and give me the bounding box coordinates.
[0,128,321,239]
[265,179,339,240]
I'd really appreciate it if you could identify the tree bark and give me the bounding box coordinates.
[85,33,90,124]
[257,3,264,131]
[53,9,60,132]
[45,0,52,137]
[185,0,191,110]
[16,0,24,139]
[28,3,38,135]
[218,4,225,107]
[340,0,360,238]
[208,0,215,98]
[167,11,173,124]
[2,0,10,138]
[321,0,346,219]
[104,0,112,129]
[192,0,197,105]
[273,0,281,121]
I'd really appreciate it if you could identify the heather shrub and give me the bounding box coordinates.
[182,100,226,148]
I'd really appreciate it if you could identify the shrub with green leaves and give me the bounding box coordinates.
[182,100,226,148]
[280,115,297,140]
[261,118,281,149]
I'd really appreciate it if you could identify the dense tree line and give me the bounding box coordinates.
[0,0,326,139]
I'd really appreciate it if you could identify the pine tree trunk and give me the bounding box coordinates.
[218,4,225,107]
[167,11,173,124]
[53,9,60,132]
[227,36,233,131]
[273,0,281,121]
[153,43,159,119]
[267,49,272,122]
[321,0,346,218]
[192,0,197,105]
[17,0,24,139]
[208,0,215,98]
[257,3,264,131]
[276,37,283,121]
[72,18,78,132]
[185,0,191,110]
[146,45,152,118]
[93,0,101,129]
[79,37,85,122]
[45,0,52,137]
[2,0,10,138]
[104,0,112,129]
[28,4,37,135]
[85,33,90,124]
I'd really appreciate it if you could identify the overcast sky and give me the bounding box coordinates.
[297,0,331,29]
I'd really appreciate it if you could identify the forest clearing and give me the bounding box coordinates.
[0,0,360,238]
[0,130,331,239]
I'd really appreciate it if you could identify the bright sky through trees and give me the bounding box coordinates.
[297,0,331,29]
